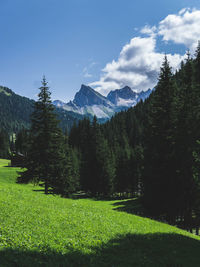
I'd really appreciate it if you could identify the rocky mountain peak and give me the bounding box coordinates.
[53,84,152,119]
[107,86,137,105]
[73,84,109,107]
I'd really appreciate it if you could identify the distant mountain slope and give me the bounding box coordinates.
[107,86,137,105]
[74,84,110,107]
[0,86,34,133]
[53,84,152,119]
[53,84,115,119]
[0,86,84,133]
[107,87,152,107]
[0,83,152,134]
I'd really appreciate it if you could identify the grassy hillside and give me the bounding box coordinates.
[0,159,200,267]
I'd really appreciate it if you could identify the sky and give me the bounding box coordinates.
[1,0,200,102]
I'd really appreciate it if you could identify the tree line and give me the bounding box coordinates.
[0,85,84,145]
[15,42,200,231]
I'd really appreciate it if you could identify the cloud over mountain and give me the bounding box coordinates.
[158,8,200,52]
[90,8,200,96]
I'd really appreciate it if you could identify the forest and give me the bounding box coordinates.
[1,42,200,232]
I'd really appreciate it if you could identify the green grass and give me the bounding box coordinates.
[0,158,200,266]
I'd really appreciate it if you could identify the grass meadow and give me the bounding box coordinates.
[0,158,200,266]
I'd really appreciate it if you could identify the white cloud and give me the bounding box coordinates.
[90,36,183,95]
[82,61,97,78]
[83,67,92,78]
[158,8,200,52]
[140,25,157,37]
[90,8,200,96]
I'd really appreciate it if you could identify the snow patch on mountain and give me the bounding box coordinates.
[116,97,137,107]
[53,84,152,119]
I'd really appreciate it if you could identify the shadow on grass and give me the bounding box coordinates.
[4,165,18,168]
[69,194,134,201]
[32,190,88,197]
[32,189,45,192]
[112,198,145,216]
[1,233,200,267]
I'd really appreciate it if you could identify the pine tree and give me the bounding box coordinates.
[173,51,197,227]
[15,128,29,156]
[143,56,178,220]
[18,77,67,194]
[94,126,115,197]
[0,130,10,159]
[53,133,80,196]
[194,41,200,84]
[115,132,132,196]
[131,144,144,196]
[77,118,94,194]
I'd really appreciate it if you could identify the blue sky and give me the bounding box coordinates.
[1,0,200,102]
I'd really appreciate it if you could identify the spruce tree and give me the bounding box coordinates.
[94,126,115,197]
[15,128,29,156]
[18,77,67,194]
[115,132,132,196]
[53,133,80,196]
[0,130,10,159]
[174,52,197,227]
[143,56,177,220]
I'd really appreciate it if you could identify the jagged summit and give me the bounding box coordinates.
[137,88,152,102]
[73,84,109,107]
[107,86,137,105]
[53,85,152,119]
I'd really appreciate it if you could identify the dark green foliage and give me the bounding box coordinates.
[131,144,144,195]
[91,117,115,196]
[68,42,200,231]
[115,133,132,195]
[69,117,115,197]
[143,56,178,219]
[194,41,200,84]
[0,85,83,134]
[0,86,34,133]
[3,42,200,232]
[15,128,29,156]
[0,130,10,159]
[70,118,93,193]
[18,77,70,195]
[52,133,80,196]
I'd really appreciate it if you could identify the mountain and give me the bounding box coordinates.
[107,86,137,106]
[136,88,152,102]
[53,85,152,119]
[0,86,84,133]
[107,86,152,107]
[74,84,110,107]
[0,83,150,134]
[53,84,115,119]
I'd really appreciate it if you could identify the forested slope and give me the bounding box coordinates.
[0,86,83,134]
[68,43,200,230]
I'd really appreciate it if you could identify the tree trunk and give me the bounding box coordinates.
[196,227,199,235]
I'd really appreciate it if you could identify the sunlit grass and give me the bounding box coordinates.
[0,159,200,266]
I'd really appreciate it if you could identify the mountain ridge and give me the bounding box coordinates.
[0,85,84,133]
[53,85,152,119]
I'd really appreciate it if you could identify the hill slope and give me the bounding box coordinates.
[0,86,84,133]
[0,159,200,267]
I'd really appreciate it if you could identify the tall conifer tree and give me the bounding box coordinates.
[18,77,67,194]
[143,56,177,220]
